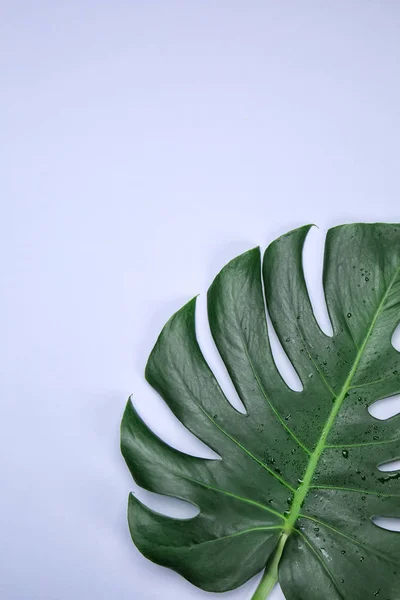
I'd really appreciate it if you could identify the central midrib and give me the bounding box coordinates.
[254,264,400,599]
[284,333,368,534]
[284,265,400,535]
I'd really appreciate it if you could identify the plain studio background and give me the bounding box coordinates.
[2,2,400,599]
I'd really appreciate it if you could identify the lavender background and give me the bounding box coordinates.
[2,2,400,599]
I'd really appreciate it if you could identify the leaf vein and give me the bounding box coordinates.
[179,474,286,521]
[325,439,397,449]
[196,403,296,493]
[310,485,400,498]
[293,320,337,398]
[242,343,312,455]
[299,513,400,566]
[294,528,345,599]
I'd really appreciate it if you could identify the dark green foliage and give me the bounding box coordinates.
[122,224,400,599]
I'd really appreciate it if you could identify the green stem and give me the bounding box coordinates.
[251,532,288,600]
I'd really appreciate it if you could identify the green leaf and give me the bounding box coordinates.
[121,223,400,599]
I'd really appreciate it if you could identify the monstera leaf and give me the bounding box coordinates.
[121,223,400,599]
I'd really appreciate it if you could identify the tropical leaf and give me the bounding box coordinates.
[121,223,400,599]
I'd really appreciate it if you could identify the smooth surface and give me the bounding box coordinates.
[2,2,400,599]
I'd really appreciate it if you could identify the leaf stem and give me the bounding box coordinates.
[251,532,288,600]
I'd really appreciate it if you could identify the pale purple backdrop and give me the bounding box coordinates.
[2,2,400,599]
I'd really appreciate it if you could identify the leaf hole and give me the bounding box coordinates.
[195,292,247,415]
[392,320,400,352]
[134,489,200,520]
[134,394,221,460]
[368,393,400,420]
[261,274,303,392]
[372,516,400,532]
[302,226,333,337]
[378,459,400,472]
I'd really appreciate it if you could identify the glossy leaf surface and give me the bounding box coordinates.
[122,224,400,599]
